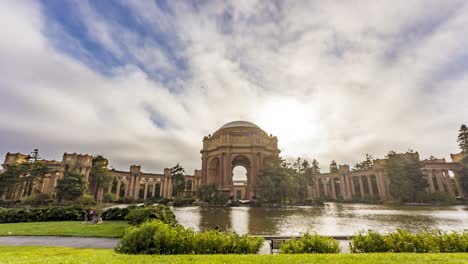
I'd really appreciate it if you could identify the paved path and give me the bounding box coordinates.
[0,236,119,248]
[0,236,350,253]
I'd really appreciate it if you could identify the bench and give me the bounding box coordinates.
[270,239,287,254]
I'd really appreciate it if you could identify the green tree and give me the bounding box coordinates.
[329,160,338,173]
[0,149,49,197]
[56,169,87,202]
[90,155,112,200]
[386,152,427,202]
[458,124,468,153]
[353,154,374,171]
[258,156,302,203]
[171,163,186,197]
[197,184,217,202]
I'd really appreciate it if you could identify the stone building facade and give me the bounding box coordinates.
[200,121,280,200]
[1,152,201,201]
[1,120,466,202]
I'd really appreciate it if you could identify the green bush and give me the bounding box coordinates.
[103,193,117,203]
[280,233,340,253]
[102,207,131,220]
[22,193,51,205]
[350,229,468,253]
[0,205,90,223]
[124,205,177,226]
[78,194,96,205]
[157,198,171,205]
[172,197,195,207]
[115,220,263,254]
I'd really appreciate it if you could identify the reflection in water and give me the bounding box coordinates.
[173,203,468,236]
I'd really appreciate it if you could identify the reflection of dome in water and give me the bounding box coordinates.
[220,120,261,130]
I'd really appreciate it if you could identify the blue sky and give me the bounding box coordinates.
[0,0,467,173]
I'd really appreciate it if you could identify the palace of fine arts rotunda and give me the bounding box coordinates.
[1,121,466,202]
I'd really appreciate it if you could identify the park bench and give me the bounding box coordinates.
[270,238,287,254]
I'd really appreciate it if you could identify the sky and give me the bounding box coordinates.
[1,0,467,174]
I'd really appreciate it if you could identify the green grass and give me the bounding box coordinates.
[0,247,467,264]
[0,221,127,238]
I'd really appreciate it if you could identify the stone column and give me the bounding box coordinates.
[152,180,157,197]
[340,175,346,199]
[358,176,365,198]
[322,179,328,197]
[331,178,337,199]
[133,177,140,200]
[435,170,445,192]
[143,178,149,200]
[442,170,455,197]
[374,173,383,199]
[426,170,435,193]
[115,177,122,199]
[160,179,165,197]
[107,182,112,194]
[453,171,466,198]
[367,175,374,196]
[124,177,130,198]
[350,177,356,196]
[127,176,134,197]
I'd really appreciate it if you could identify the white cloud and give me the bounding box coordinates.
[0,1,467,174]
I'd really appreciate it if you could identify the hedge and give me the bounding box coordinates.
[280,233,340,253]
[115,220,263,254]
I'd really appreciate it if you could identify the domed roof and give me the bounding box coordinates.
[220,120,260,130]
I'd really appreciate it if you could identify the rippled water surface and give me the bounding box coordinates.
[172,203,468,236]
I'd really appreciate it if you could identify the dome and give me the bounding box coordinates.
[220,120,260,130]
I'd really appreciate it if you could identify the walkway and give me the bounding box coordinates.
[0,236,350,253]
[0,236,119,248]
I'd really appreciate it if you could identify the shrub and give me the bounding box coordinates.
[115,220,263,254]
[157,198,171,205]
[172,197,195,207]
[280,232,340,254]
[78,194,96,205]
[0,205,90,223]
[102,207,131,220]
[22,193,51,206]
[124,205,177,226]
[103,193,117,203]
[350,230,388,253]
[350,229,468,253]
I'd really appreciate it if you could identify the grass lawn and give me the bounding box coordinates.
[0,221,127,238]
[0,246,467,264]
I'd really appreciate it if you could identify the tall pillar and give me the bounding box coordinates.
[133,177,140,200]
[152,180,157,198]
[160,179,165,197]
[115,177,122,199]
[124,177,130,198]
[453,171,466,198]
[358,176,365,198]
[127,176,134,197]
[375,173,383,199]
[107,182,112,194]
[435,170,445,192]
[340,175,347,199]
[143,178,149,200]
[350,177,356,196]
[322,179,328,197]
[426,170,435,193]
[442,170,455,197]
[331,178,337,199]
[367,175,374,196]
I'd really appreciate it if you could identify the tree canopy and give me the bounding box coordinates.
[56,169,87,202]
[171,163,186,197]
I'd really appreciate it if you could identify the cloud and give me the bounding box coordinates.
[0,1,467,173]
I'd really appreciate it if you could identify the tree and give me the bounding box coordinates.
[197,184,217,202]
[0,149,49,198]
[458,124,468,153]
[56,169,87,202]
[329,160,338,173]
[90,155,112,200]
[258,156,302,203]
[171,163,186,197]
[386,152,427,202]
[353,154,374,171]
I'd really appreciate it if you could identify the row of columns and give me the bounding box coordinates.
[315,173,388,201]
[425,169,465,198]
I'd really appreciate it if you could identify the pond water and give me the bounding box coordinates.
[172,203,468,236]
